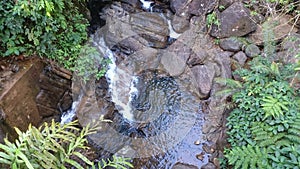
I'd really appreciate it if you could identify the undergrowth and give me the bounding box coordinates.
[216,1,300,168]
[220,55,300,168]
[0,118,133,169]
[0,0,88,69]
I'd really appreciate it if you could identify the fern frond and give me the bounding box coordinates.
[214,77,243,88]
[225,145,270,169]
[261,95,288,119]
[0,118,132,169]
[97,156,133,169]
[285,134,300,144]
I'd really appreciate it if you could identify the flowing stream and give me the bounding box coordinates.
[62,1,210,167]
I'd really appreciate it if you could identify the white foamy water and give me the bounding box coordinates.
[129,76,139,103]
[95,38,136,121]
[140,0,153,10]
[60,99,80,124]
[167,18,181,39]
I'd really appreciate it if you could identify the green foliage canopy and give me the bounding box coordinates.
[0,0,88,69]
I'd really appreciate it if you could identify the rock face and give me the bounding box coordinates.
[192,64,215,98]
[210,2,257,38]
[188,0,217,16]
[219,0,239,9]
[275,33,300,68]
[36,66,72,122]
[130,13,170,48]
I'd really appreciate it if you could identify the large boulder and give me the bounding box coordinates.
[188,0,217,16]
[210,2,257,38]
[130,13,170,48]
[103,12,169,49]
[170,0,217,16]
[192,64,216,99]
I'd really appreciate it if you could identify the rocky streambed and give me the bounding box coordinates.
[1,0,300,169]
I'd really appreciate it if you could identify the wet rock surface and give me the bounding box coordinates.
[0,58,44,140]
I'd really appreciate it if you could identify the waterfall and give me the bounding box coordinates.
[60,96,82,124]
[95,37,137,121]
[167,19,181,39]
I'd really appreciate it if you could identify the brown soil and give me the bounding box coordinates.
[0,56,35,93]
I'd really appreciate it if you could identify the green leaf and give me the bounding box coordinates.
[64,158,84,169]
[73,152,93,166]
[16,150,34,169]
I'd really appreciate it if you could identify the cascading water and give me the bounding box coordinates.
[95,37,137,121]
[68,1,211,168]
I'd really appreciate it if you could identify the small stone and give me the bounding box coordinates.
[245,44,260,58]
[219,37,243,52]
[11,64,19,73]
[196,152,205,161]
[203,143,215,154]
[172,162,198,169]
[213,158,220,168]
[0,65,6,70]
[194,140,201,145]
[232,51,247,66]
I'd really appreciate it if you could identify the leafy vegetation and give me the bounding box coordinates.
[221,52,300,167]
[217,7,300,165]
[0,119,133,169]
[220,54,300,168]
[72,43,111,82]
[0,0,88,69]
[206,11,220,28]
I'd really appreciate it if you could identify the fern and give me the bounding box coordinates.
[251,122,285,147]
[226,145,270,169]
[214,78,243,98]
[0,119,133,169]
[95,156,134,169]
[283,114,300,144]
[261,95,289,119]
